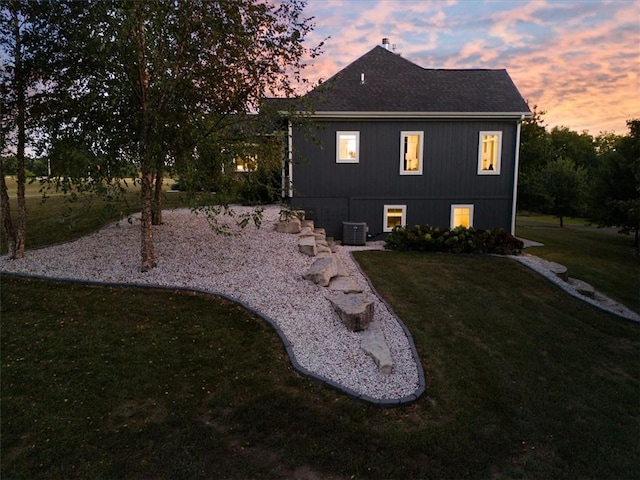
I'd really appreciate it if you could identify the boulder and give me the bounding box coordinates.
[276,218,301,234]
[329,293,374,331]
[328,276,363,294]
[298,236,317,257]
[301,219,314,230]
[303,257,338,286]
[299,226,315,237]
[361,320,393,374]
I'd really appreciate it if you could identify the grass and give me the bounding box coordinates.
[0,176,191,252]
[516,214,639,314]
[2,195,639,478]
[2,253,639,478]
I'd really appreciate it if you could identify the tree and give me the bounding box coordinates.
[42,0,321,271]
[517,103,551,212]
[0,1,43,259]
[542,157,587,227]
[589,119,640,251]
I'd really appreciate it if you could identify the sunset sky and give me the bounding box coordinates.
[298,0,639,135]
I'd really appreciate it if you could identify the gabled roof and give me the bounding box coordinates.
[299,46,530,117]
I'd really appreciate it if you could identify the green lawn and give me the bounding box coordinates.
[516,215,639,314]
[2,253,638,478]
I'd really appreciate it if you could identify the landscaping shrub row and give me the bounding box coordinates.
[384,224,524,255]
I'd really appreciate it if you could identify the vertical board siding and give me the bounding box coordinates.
[292,119,518,239]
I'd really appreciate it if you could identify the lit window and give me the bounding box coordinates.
[384,205,406,232]
[451,204,474,228]
[400,131,423,175]
[336,131,360,163]
[477,131,502,174]
[235,156,257,172]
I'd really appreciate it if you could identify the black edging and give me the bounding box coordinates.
[1,269,425,407]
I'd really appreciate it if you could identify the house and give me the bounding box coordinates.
[278,39,531,241]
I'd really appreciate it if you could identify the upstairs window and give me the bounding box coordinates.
[400,131,423,175]
[451,204,474,228]
[384,204,406,232]
[478,131,502,174]
[336,131,360,163]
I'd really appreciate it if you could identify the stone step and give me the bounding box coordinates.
[361,320,393,375]
[329,292,374,332]
[328,275,363,294]
[276,218,301,234]
[303,257,338,286]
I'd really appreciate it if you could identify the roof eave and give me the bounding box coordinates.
[286,111,532,119]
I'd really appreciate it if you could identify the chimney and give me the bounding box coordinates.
[382,38,390,50]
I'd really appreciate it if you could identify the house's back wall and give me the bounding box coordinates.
[291,119,518,238]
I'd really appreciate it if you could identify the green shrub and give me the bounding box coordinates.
[384,225,523,255]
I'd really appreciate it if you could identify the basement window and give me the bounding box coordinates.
[336,131,360,163]
[477,131,502,174]
[450,204,474,228]
[384,205,406,232]
[400,131,423,175]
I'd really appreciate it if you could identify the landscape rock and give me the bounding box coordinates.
[304,257,338,286]
[329,293,374,331]
[299,226,315,237]
[329,276,363,294]
[361,320,393,374]
[298,236,317,257]
[276,218,301,234]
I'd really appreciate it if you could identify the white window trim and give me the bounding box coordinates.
[383,204,407,232]
[336,131,360,163]
[450,204,474,229]
[477,131,502,175]
[399,131,424,175]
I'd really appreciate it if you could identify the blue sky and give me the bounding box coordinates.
[299,0,639,135]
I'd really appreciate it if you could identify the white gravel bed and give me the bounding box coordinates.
[0,205,421,400]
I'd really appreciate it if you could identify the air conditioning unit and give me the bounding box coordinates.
[342,221,367,246]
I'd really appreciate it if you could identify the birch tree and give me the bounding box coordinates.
[45,0,320,271]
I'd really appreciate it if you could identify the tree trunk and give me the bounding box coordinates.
[140,167,156,272]
[12,9,26,259]
[0,162,16,255]
[134,15,156,272]
[559,215,564,228]
[152,169,163,225]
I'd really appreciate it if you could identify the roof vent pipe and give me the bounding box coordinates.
[382,38,390,49]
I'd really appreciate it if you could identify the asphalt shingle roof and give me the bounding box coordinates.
[301,46,530,114]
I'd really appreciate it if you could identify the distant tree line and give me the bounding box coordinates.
[518,106,639,249]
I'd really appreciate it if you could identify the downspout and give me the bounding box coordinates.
[510,115,525,235]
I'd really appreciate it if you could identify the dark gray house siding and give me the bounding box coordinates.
[290,119,519,239]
